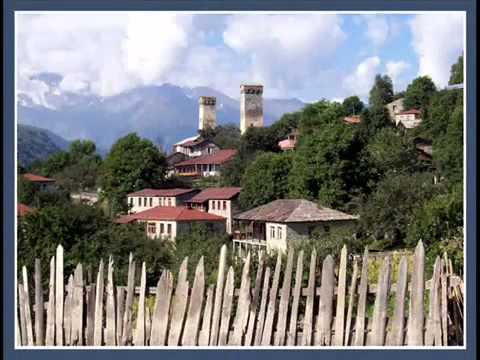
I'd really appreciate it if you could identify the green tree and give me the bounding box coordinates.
[448,54,464,85]
[369,74,394,107]
[239,152,293,209]
[403,76,437,110]
[100,133,167,215]
[200,124,241,149]
[342,96,365,115]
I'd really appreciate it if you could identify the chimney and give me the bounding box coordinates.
[198,96,217,131]
[240,84,264,135]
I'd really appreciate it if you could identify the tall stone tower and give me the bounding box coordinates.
[240,84,264,134]
[198,96,217,131]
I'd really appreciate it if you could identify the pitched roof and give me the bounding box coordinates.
[181,137,216,148]
[343,115,361,124]
[234,199,359,223]
[127,188,197,197]
[173,135,200,146]
[23,173,55,183]
[116,206,226,223]
[175,149,237,167]
[188,187,242,203]
[17,203,35,217]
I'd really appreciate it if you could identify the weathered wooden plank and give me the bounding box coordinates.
[150,270,173,345]
[34,259,44,345]
[370,256,391,346]
[55,245,64,346]
[16,300,22,346]
[121,253,136,345]
[64,274,74,345]
[261,253,282,346]
[353,248,369,346]
[134,262,147,346]
[302,249,317,346]
[18,284,27,346]
[333,245,348,346]
[425,257,442,346]
[230,253,252,345]
[407,241,425,346]
[105,257,116,346]
[116,287,125,346]
[85,282,96,345]
[287,250,303,346]
[387,256,407,346]
[244,251,265,346]
[253,266,270,346]
[275,249,294,346]
[209,244,227,346]
[198,284,214,346]
[218,266,234,346]
[440,260,448,346]
[315,255,335,346]
[93,259,105,346]
[21,266,34,346]
[344,257,358,346]
[71,263,84,345]
[182,257,205,346]
[45,256,56,346]
[167,257,189,346]
[145,306,152,345]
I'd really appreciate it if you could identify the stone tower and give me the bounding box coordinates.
[240,84,264,134]
[198,96,217,131]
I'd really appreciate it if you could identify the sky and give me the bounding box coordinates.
[16,12,465,103]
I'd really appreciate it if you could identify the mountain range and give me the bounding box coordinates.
[18,72,307,155]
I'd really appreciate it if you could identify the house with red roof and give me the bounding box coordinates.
[185,187,242,234]
[395,109,423,129]
[17,203,35,217]
[172,135,220,158]
[127,188,200,214]
[116,206,226,240]
[174,149,237,177]
[22,173,56,191]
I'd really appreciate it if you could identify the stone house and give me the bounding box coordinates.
[386,98,405,121]
[116,206,226,241]
[233,199,359,255]
[127,188,199,214]
[185,187,242,234]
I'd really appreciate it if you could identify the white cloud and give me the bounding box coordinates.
[386,60,410,91]
[343,56,381,99]
[362,15,390,47]
[409,12,464,87]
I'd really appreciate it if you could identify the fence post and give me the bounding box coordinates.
[407,241,425,346]
[333,245,348,346]
[210,244,227,346]
[55,245,64,346]
[34,259,44,346]
[353,247,369,346]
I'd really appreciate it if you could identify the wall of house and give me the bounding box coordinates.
[177,220,226,236]
[386,98,405,122]
[265,222,288,253]
[128,196,182,213]
[140,220,177,240]
[395,114,422,128]
[208,199,232,233]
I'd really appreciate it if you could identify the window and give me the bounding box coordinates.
[223,201,227,210]
[212,201,216,210]
[160,223,165,234]
[270,226,276,239]
[129,197,133,206]
[160,197,164,206]
[149,198,153,207]
[147,222,156,235]
[138,197,141,206]
[168,198,172,207]
[167,224,172,234]
[278,226,282,239]
[143,197,147,207]
[323,225,330,234]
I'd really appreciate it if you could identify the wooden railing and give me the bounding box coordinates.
[16,241,464,347]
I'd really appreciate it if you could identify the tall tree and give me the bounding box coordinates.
[342,96,365,115]
[403,76,437,110]
[100,133,167,215]
[369,74,394,107]
[448,54,464,85]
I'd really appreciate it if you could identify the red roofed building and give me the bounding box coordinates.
[126,188,199,214]
[23,173,56,190]
[343,115,361,125]
[395,109,423,129]
[116,206,226,240]
[17,203,35,217]
[172,135,220,158]
[186,187,242,234]
[174,149,237,177]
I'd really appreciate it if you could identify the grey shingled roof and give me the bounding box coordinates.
[234,199,359,223]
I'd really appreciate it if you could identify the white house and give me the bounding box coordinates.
[127,188,199,214]
[395,109,422,129]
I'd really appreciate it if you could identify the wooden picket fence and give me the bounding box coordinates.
[16,240,464,347]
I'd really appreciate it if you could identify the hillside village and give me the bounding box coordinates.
[17,54,464,285]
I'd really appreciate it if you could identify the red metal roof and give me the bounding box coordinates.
[116,206,226,222]
[23,173,55,183]
[343,115,361,124]
[175,149,237,167]
[188,187,242,203]
[127,188,196,197]
[17,203,35,216]
[398,109,421,115]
